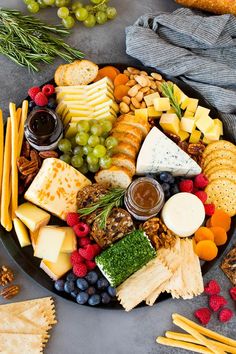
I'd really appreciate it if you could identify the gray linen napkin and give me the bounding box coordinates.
[126,8,236,141]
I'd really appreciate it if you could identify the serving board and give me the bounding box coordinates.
[0,63,235,309]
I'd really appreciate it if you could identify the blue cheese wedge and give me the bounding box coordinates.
[136,127,201,176]
[25,158,91,220]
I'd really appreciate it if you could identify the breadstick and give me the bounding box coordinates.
[0,110,3,216]
[0,118,12,231]
[173,317,226,354]
[166,331,236,354]
[175,0,236,16]
[156,336,213,354]
[18,100,28,155]
[9,103,18,219]
[173,314,236,347]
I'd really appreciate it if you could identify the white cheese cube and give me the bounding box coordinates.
[144,92,160,107]
[180,117,196,133]
[153,97,170,111]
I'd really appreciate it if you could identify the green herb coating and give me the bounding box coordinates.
[95,230,156,287]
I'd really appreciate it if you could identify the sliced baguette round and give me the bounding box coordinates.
[112,154,136,176]
[116,114,150,138]
[95,166,132,189]
[64,60,98,86]
[54,64,70,86]
[111,132,141,153]
[111,123,143,142]
[113,142,137,160]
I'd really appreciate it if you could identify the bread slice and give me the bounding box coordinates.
[54,64,70,86]
[95,166,132,188]
[112,154,136,176]
[111,132,141,153]
[64,60,99,86]
[116,114,150,138]
[111,123,143,142]
[113,142,137,160]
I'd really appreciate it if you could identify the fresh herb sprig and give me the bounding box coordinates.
[0,8,84,71]
[161,82,182,118]
[78,188,125,229]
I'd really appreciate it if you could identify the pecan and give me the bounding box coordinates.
[19,160,38,176]
[166,133,181,144]
[0,266,14,286]
[39,150,59,159]
[187,143,205,156]
[0,285,20,299]
[178,141,188,153]
[24,172,38,187]
[21,141,30,158]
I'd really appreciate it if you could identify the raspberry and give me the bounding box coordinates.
[229,287,236,301]
[34,92,48,106]
[92,244,101,256]
[194,308,211,325]
[73,222,90,238]
[209,295,227,312]
[70,250,84,265]
[194,191,208,204]
[218,308,233,323]
[66,212,80,227]
[79,244,95,261]
[28,86,41,100]
[194,174,209,189]
[204,204,215,216]
[42,84,55,97]
[78,237,91,248]
[86,260,97,270]
[73,263,88,277]
[204,280,221,296]
[179,180,193,193]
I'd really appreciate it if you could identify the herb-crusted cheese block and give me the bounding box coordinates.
[136,127,201,176]
[95,230,156,287]
[25,158,91,220]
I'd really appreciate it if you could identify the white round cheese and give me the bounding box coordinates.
[161,192,205,237]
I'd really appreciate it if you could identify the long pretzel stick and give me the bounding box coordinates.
[0,110,3,217]
[18,100,28,155]
[156,337,213,354]
[173,317,226,354]
[173,314,236,347]
[9,103,18,219]
[166,331,236,354]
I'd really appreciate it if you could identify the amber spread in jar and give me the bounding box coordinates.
[132,181,159,209]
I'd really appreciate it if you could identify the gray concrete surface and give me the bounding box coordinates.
[0,1,235,353]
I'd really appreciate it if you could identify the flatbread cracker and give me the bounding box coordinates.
[207,168,236,183]
[203,140,236,159]
[0,312,43,334]
[0,333,43,354]
[206,178,236,216]
[202,149,236,169]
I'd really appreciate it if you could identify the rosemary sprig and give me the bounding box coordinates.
[0,8,84,71]
[78,188,126,229]
[161,82,182,118]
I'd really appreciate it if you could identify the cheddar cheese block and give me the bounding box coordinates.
[25,158,91,220]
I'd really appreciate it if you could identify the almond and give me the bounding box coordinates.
[120,102,130,114]
[127,67,140,74]
[130,103,136,111]
[126,79,136,87]
[131,97,141,109]
[140,71,148,76]
[122,96,131,105]
[123,69,131,76]
[150,81,157,90]
[140,87,150,94]
[151,72,162,81]
[135,75,149,87]
[128,84,141,97]
[140,101,147,108]
[135,91,144,102]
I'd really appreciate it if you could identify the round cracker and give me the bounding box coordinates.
[204,158,235,175]
[208,168,236,183]
[205,178,236,217]
[203,140,236,159]
[202,149,236,169]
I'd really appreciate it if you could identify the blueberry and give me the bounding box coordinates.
[70,289,79,299]
[54,279,65,292]
[96,277,109,290]
[76,292,89,305]
[64,280,75,293]
[170,184,179,195]
[66,272,77,282]
[107,286,116,297]
[85,271,98,285]
[47,97,57,109]
[164,191,171,200]
[76,278,89,291]
[159,172,175,184]
[161,183,170,193]
[28,100,36,110]
[101,292,111,304]
[87,286,96,296]
[88,294,101,306]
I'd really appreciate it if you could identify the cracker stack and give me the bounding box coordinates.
[0,297,56,353]
[202,140,236,216]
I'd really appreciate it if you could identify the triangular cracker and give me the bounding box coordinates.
[0,333,43,354]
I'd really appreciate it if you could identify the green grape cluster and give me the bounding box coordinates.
[23,0,117,29]
[58,120,118,174]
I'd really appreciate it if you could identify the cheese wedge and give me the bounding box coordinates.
[25,158,91,220]
[136,127,201,176]
[15,202,50,232]
[61,227,77,253]
[13,217,31,248]
[40,253,72,281]
[34,226,66,262]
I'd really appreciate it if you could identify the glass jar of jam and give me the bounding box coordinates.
[124,177,164,221]
[24,107,63,151]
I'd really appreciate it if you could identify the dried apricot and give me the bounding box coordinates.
[114,74,129,87]
[114,85,130,101]
[210,209,231,232]
[195,240,218,261]
[209,227,227,246]
[194,227,214,243]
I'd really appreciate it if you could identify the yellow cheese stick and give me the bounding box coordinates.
[156,337,213,354]
[0,118,12,231]
[172,314,236,348]
[18,100,28,155]
[0,110,4,217]
[166,332,236,354]
[9,103,18,219]
[173,317,226,354]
